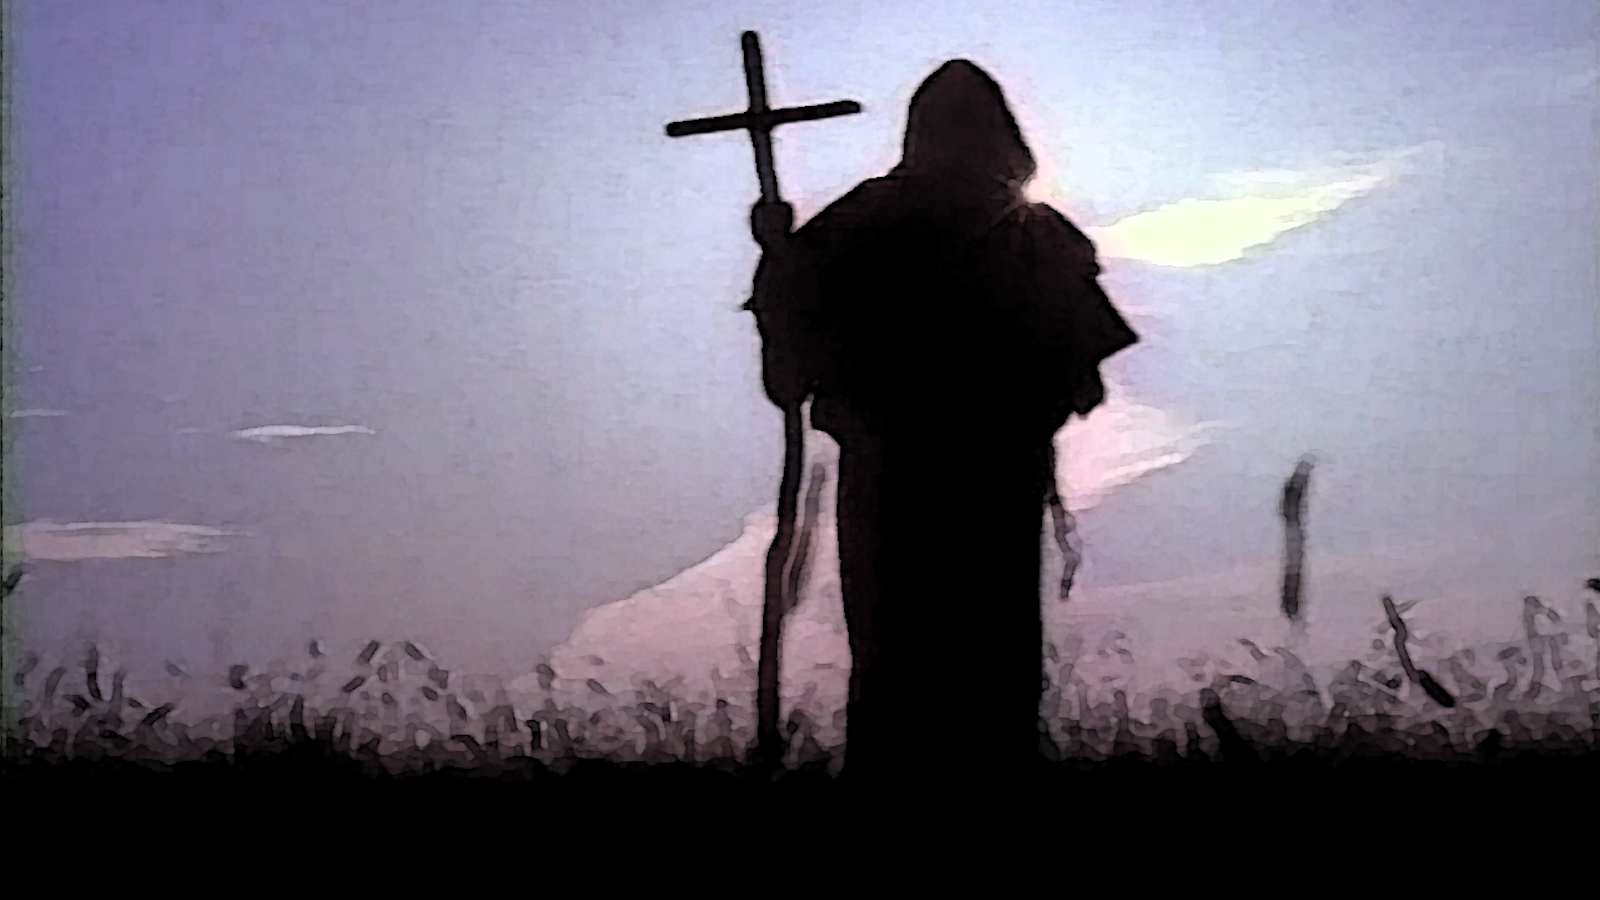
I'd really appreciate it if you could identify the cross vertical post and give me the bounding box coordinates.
[741,32,781,203]
[666,31,862,205]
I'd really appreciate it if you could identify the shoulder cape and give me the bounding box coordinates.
[744,178,1138,414]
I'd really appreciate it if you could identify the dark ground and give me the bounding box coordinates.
[8,729,1596,834]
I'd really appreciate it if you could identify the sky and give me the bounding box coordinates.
[3,0,1596,688]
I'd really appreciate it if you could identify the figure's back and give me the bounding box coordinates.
[805,180,980,415]
[793,175,1133,443]
[741,59,1143,784]
[747,59,1136,443]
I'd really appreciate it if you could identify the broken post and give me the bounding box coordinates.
[1280,455,1315,622]
[1381,594,1456,708]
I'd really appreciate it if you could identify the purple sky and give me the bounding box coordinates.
[3,0,1595,679]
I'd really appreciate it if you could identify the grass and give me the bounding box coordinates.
[6,588,1597,786]
[3,610,1596,848]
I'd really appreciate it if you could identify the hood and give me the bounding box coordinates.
[892,60,1037,195]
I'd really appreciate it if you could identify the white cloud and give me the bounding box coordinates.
[3,521,250,561]
[1088,173,1383,268]
[1109,304,1164,325]
[1082,143,1444,268]
[508,381,1590,751]
[230,424,376,443]
[509,383,1228,742]
[1056,379,1232,511]
[8,409,69,418]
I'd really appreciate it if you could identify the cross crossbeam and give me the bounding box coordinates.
[666,31,862,204]
[665,100,863,139]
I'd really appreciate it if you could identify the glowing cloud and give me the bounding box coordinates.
[507,382,1229,743]
[230,424,376,443]
[1066,144,1448,268]
[1056,381,1234,511]
[1087,171,1385,268]
[3,521,250,561]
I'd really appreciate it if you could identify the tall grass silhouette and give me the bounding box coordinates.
[5,461,1598,780]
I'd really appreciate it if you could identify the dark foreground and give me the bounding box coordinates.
[8,730,1597,832]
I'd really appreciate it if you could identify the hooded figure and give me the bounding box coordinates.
[746,60,1137,786]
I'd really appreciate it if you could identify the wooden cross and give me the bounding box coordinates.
[666,31,862,204]
[665,32,860,771]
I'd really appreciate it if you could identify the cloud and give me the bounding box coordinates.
[8,409,69,418]
[1109,304,1164,325]
[512,382,1589,749]
[230,424,376,443]
[509,383,1227,738]
[1088,174,1383,268]
[3,521,250,561]
[1062,393,1235,509]
[1084,144,1442,268]
[1056,379,1232,511]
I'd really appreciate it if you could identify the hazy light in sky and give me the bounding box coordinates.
[1077,142,1451,268]
[4,521,250,562]
[1054,381,1234,510]
[513,382,1228,725]
[228,424,378,443]
[1473,45,1600,107]
[1087,169,1387,268]
[7,409,70,418]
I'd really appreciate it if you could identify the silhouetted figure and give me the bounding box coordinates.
[746,60,1138,785]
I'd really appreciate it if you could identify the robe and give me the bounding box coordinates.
[745,61,1139,784]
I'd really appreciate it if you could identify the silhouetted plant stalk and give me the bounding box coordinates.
[1280,456,1314,622]
[1522,595,1561,699]
[0,567,22,599]
[1380,595,1456,708]
[1045,442,1081,603]
[1587,585,1600,690]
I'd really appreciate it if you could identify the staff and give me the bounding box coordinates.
[666,31,862,769]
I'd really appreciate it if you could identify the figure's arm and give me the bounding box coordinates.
[751,201,794,253]
[1018,207,1138,419]
[746,202,824,410]
[1040,208,1137,352]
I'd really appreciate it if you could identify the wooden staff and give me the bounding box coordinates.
[666,32,862,769]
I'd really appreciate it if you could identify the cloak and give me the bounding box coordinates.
[746,60,1139,445]
[743,59,1141,779]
